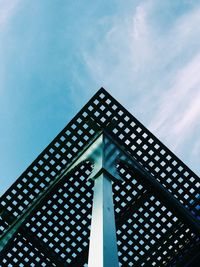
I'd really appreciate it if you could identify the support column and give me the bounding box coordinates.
[88,172,119,267]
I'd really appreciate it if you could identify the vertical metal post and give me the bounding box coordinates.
[88,172,119,267]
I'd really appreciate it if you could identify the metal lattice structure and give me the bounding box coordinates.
[0,88,200,266]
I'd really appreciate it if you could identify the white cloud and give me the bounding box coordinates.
[132,5,148,40]
[0,0,21,30]
[82,1,200,173]
[150,53,200,147]
[0,0,22,94]
[192,139,200,158]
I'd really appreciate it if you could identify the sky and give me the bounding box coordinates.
[0,0,200,196]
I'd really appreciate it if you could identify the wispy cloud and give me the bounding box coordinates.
[82,1,200,173]
[0,0,199,195]
[148,6,200,161]
[0,0,22,94]
[0,0,21,30]
[150,53,200,147]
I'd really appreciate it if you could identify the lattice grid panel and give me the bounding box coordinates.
[1,88,199,266]
[114,164,200,266]
[24,162,93,265]
[1,233,54,267]
[116,190,199,266]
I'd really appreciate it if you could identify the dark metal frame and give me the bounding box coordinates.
[0,88,199,266]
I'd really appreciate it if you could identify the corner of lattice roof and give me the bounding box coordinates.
[0,88,199,267]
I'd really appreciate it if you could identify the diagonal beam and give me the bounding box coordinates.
[104,128,200,235]
[68,130,200,267]
[0,211,69,266]
[0,128,101,253]
[118,158,200,235]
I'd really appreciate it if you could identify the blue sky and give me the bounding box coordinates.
[0,0,200,195]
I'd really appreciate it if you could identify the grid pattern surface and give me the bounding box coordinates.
[1,232,54,267]
[0,88,199,266]
[115,164,200,266]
